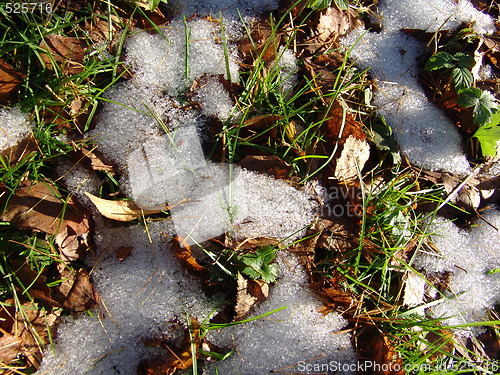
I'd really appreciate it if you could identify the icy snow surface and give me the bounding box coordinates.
[0,107,31,152]
[204,253,356,374]
[38,2,355,373]
[343,0,495,175]
[414,209,500,336]
[37,222,215,374]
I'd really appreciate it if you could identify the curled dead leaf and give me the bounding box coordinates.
[235,272,258,321]
[85,192,165,221]
[63,269,99,313]
[334,135,370,182]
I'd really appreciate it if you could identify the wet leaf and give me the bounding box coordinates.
[170,236,208,278]
[114,245,134,261]
[321,99,366,149]
[370,333,405,375]
[2,180,91,262]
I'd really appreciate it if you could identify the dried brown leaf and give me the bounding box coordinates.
[247,278,269,303]
[403,271,426,307]
[114,245,134,261]
[0,58,25,105]
[241,114,285,129]
[63,268,99,313]
[80,146,116,174]
[235,272,258,321]
[317,6,362,42]
[10,261,62,308]
[334,135,370,182]
[0,133,37,165]
[2,180,91,262]
[39,35,87,75]
[85,192,164,221]
[224,235,280,250]
[0,332,23,364]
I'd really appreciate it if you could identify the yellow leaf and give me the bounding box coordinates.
[85,192,165,221]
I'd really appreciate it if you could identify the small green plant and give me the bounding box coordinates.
[148,0,168,11]
[472,110,500,156]
[425,51,500,157]
[424,51,475,92]
[308,0,349,10]
[456,87,498,125]
[237,245,278,283]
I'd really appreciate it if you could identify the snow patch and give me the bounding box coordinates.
[0,107,31,152]
[414,209,500,336]
[343,0,496,175]
[36,221,214,374]
[204,252,356,374]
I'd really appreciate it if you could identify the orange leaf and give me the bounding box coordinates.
[0,58,25,105]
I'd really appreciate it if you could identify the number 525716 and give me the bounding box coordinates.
[4,2,53,14]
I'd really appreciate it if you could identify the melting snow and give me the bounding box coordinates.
[342,0,495,175]
[414,209,500,336]
[0,107,31,152]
